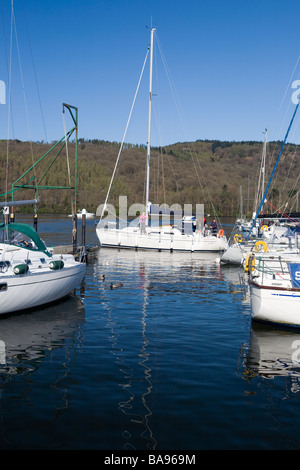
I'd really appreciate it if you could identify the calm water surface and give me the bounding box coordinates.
[1,215,300,450]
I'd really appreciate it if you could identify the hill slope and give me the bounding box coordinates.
[0,138,299,217]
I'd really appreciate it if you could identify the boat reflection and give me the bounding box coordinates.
[94,248,228,449]
[243,323,300,392]
[0,295,85,373]
[97,254,157,450]
[220,265,250,302]
[119,260,157,450]
[95,247,222,289]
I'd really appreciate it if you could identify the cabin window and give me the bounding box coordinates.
[0,283,7,291]
[0,261,10,268]
[0,261,10,273]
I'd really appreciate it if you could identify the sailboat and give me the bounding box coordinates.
[220,130,300,265]
[244,100,300,327]
[96,29,228,253]
[0,200,86,316]
[0,4,86,316]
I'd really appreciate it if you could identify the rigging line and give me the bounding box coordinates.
[151,103,167,204]
[265,140,287,206]
[160,148,166,203]
[281,144,298,196]
[269,141,298,206]
[165,152,182,204]
[269,79,300,193]
[151,44,179,205]
[265,200,300,228]
[253,135,267,214]
[152,48,176,205]
[155,33,189,143]
[266,96,300,187]
[152,43,164,203]
[247,101,300,240]
[277,54,300,114]
[289,189,300,213]
[12,2,38,196]
[1,0,15,138]
[21,0,47,142]
[5,0,13,199]
[62,108,74,214]
[100,45,150,222]
[155,32,221,224]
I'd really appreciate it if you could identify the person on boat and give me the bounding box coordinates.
[139,212,146,234]
[210,219,218,236]
[196,218,202,233]
[203,218,208,236]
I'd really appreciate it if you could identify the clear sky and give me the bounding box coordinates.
[1,0,300,146]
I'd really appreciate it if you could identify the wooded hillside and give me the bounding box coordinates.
[1,137,299,217]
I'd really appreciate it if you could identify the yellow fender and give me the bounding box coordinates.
[234,233,242,243]
[261,224,268,231]
[254,240,268,252]
[244,252,255,272]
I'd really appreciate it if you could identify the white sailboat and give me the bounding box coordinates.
[96,29,228,253]
[0,3,86,316]
[220,129,300,265]
[244,99,300,327]
[248,252,300,327]
[0,202,86,316]
[220,222,300,266]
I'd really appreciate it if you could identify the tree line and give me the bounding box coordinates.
[0,138,299,217]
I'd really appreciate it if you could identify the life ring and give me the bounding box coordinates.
[254,240,268,252]
[244,252,255,272]
[261,224,268,231]
[217,229,224,238]
[234,233,242,243]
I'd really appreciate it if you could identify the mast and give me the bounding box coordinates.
[253,129,267,217]
[261,129,267,207]
[248,103,299,239]
[240,185,243,220]
[145,28,155,226]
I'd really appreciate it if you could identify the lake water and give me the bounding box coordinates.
[1,215,300,450]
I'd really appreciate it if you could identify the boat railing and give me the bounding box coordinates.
[249,254,292,285]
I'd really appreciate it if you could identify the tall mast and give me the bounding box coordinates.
[253,128,267,216]
[261,128,267,203]
[248,103,300,240]
[145,28,155,226]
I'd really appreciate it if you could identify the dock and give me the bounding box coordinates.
[53,244,99,262]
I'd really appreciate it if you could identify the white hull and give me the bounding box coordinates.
[250,282,300,327]
[96,225,228,252]
[0,263,86,315]
[220,244,245,265]
[221,224,300,265]
[0,222,86,316]
[248,253,300,327]
[221,243,300,265]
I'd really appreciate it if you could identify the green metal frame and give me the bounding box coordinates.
[1,103,79,213]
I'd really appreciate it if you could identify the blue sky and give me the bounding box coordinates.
[2,0,300,146]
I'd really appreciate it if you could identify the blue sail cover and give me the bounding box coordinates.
[288,263,300,288]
